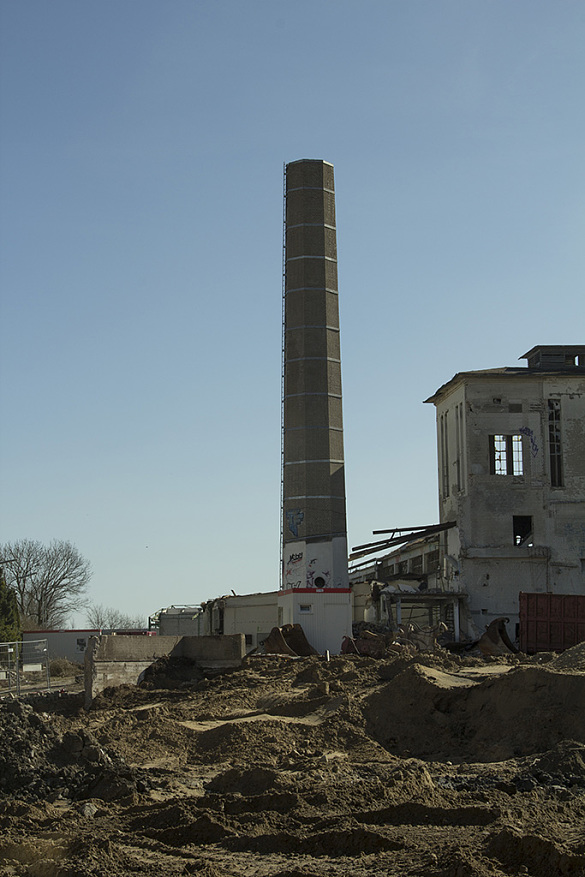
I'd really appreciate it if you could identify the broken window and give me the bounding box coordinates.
[410,554,423,575]
[513,516,533,546]
[425,550,439,573]
[489,434,524,476]
[455,403,465,491]
[440,413,450,497]
[411,554,423,575]
[548,399,563,487]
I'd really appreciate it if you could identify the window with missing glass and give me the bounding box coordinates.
[513,516,533,546]
[548,399,563,487]
[411,555,423,575]
[425,550,439,572]
[440,412,449,497]
[489,434,524,476]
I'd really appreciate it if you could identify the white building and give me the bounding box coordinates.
[22,629,100,663]
[277,587,353,654]
[196,592,279,652]
[153,588,354,655]
[193,590,350,655]
[424,345,585,638]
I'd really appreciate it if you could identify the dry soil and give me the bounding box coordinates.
[1,645,585,876]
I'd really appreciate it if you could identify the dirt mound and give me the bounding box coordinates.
[553,641,585,672]
[487,828,585,876]
[1,651,585,876]
[205,765,280,795]
[363,662,585,761]
[140,653,205,688]
[0,697,143,802]
[529,740,585,778]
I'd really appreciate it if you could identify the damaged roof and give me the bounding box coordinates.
[424,359,585,406]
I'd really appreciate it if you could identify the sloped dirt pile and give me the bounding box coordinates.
[530,739,585,779]
[486,828,585,877]
[139,653,205,689]
[0,697,142,802]
[363,662,585,761]
[1,651,585,876]
[552,640,585,672]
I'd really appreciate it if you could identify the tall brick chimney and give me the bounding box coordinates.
[281,159,348,595]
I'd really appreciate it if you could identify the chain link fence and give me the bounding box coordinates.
[0,639,51,696]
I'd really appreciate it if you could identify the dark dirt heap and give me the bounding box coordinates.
[1,646,585,876]
[0,696,144,804]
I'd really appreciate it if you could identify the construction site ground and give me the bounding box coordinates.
[1,644,585,876]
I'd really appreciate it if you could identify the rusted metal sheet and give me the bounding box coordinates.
[519,592,585,653]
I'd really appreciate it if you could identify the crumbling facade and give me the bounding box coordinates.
[425,345,585,638]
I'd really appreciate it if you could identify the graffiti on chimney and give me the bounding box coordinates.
[286,509,304,538]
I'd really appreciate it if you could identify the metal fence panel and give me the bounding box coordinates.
[0,639,51,696]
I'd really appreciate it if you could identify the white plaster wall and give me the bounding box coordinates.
[283,540,307,589]
[278,590,352,654]
[351,580,373,623]
[222,593,279,649]
[432,371,585,637]
[23,630,100,664]
[158,610,203,637]
[283,537,349,589]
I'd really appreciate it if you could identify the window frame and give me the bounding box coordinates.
[489,434,524,476]
[548,399,564,487]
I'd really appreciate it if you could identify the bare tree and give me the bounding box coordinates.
[0,567,20,642]
[86,604,145,630]
[0,540,91,628]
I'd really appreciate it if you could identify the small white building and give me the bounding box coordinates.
[22,629,100,664]
[151,605,203,636]
[277,588,352,654]
[156,587,353,655]
[197,592,280,651]
[424,344,585,638]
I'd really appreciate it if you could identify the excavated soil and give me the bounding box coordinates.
[1,645,585,876]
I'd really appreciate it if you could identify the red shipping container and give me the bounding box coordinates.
[519,592,585,653]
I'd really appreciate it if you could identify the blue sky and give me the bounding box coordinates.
[1,1,584,626]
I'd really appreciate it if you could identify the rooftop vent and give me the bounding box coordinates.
[521,346,585,369]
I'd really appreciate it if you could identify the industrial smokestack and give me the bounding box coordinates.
[281,159,348,592]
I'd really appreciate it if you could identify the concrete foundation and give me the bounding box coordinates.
[84,634,245,708]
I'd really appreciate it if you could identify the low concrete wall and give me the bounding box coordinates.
[84,634,245,708]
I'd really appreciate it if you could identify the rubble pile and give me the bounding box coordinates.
[0,645,584,876]
[0,698,144,803]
